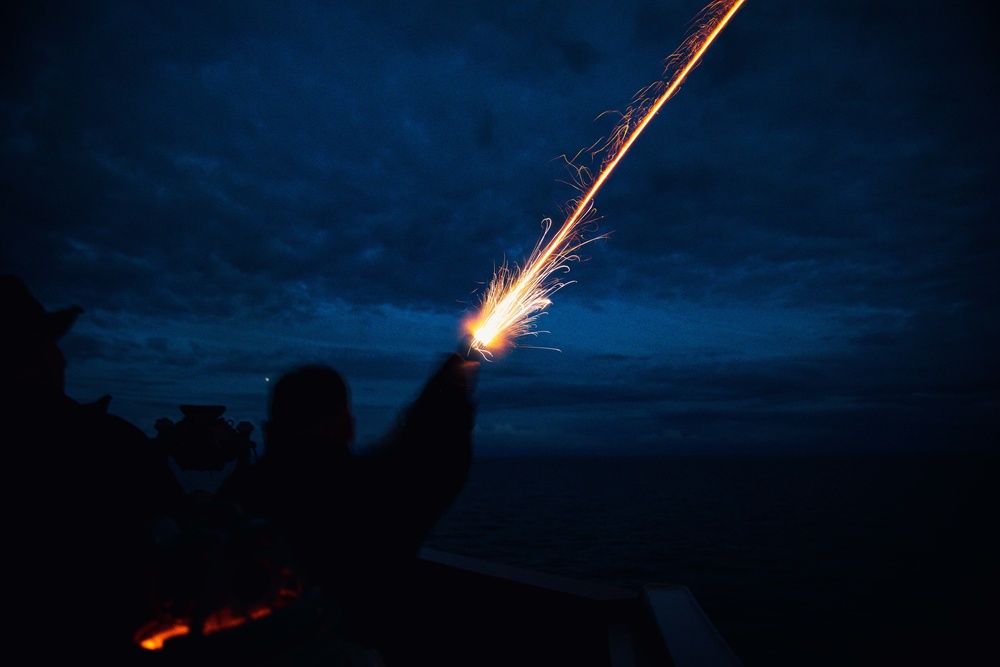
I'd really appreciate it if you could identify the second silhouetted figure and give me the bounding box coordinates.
[215,351,479,661]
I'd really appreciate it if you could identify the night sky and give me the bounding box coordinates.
[3,0,997,457]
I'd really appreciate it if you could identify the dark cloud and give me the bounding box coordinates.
[3,0,997,454]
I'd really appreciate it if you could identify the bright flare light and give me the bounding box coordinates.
[465,0,746,358]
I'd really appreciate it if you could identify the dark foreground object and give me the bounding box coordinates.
[403,548,744,667]
[132,547,743,667]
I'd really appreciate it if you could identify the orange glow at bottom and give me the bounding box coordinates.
[133,582,302,651]
[136,620,191,651]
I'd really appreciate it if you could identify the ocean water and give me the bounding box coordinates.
[422,452,999,667]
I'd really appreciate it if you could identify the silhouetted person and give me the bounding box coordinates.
[0,274,185,659]
[216,352,479,661]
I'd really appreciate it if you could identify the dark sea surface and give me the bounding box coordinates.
[423,452,998,667]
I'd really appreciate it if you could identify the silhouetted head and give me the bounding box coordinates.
[264,364,355,450]
[0,274,84,393]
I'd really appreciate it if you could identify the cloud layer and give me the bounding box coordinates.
[3,0,997,455]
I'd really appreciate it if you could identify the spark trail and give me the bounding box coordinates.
[464,0,746,358]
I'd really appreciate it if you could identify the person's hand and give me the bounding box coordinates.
[438,352,479,395]
[457,356,480,394]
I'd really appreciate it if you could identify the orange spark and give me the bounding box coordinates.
[466,0,746,357]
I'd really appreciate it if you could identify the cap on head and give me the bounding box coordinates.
[1,274,84,344]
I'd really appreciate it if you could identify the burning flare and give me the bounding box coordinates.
[465,0,746,358]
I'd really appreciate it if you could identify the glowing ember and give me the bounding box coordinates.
[136,620,190,651]
[133,557,305,651]
[465,0,746,357]
[134,592,295,651]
